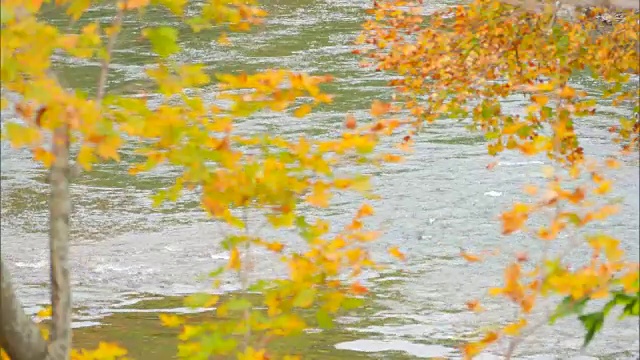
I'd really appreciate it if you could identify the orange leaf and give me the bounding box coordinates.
[119,0,150,10]
[357,203,374,217]
[460,248,482,262]
[350,282,368,295]
[388,246,406,261]
[466,299,484,312]
[515,251,529,262]
[345,114,357,129]
[370,100,391,117]
[558,86,576,99]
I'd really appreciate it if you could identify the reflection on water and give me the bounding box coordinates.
[1,0,638,358]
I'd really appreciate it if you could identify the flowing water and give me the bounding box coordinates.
[1,0,639,359]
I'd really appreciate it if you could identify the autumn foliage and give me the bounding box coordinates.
[1,0,639,359]
[357,0,639,357]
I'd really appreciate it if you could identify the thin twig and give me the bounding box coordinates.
[96,7,124,103]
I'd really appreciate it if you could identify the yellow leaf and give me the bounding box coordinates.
[228,247,241,270]
[96,136,122,161]
[77,145,95,171]
[37,306,52,318]
[531,82,554,92]
[293,104,313,118]
[39,327,49,341]
[94,342,128,358]
[179,325,200,341]
[558,86,576,99]
[159,313,184,328]
[218,32,231,46]
[33,147,55,168]
[532,95,549,106]
[595,180,611,195]
[265,242,284,252]
[503,318,527,336]
[236,347,268,360]
[488,287,503,296]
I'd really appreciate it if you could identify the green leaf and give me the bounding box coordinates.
[184,293,214,308]
[247,279,272,292]
[578,312,604,348]
[151,190,168,208]
[316,309,334,329]
[67,0,91,20]
[142,27,180,58]
[550,296,588,324]
[564,213,582,226]
[342,296,365,311]
[225,298,252,312]
[621,293,639,318]
[208,266,225,278]
[516,125,533,138]
[0,5,14,24]
[293,288,316,308]
[221,235,248,250]
[153,0,188,16]
[484,131,500,141]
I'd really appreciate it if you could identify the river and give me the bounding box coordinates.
[1,0,639,359]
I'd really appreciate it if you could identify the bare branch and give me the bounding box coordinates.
[95,7,124,103]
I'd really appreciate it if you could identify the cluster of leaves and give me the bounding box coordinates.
[158,203,381,359]
[1,0,408,359]
[355,0,639,357]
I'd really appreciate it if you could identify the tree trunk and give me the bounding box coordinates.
[47,123,72,359]
[0,122,72,360]
[0,259,49,360]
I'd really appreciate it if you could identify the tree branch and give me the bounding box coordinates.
[0,258,49,360]
[95,7,124,103]
[500,0,639,13]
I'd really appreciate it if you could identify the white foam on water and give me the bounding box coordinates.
[334,339,453,358]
